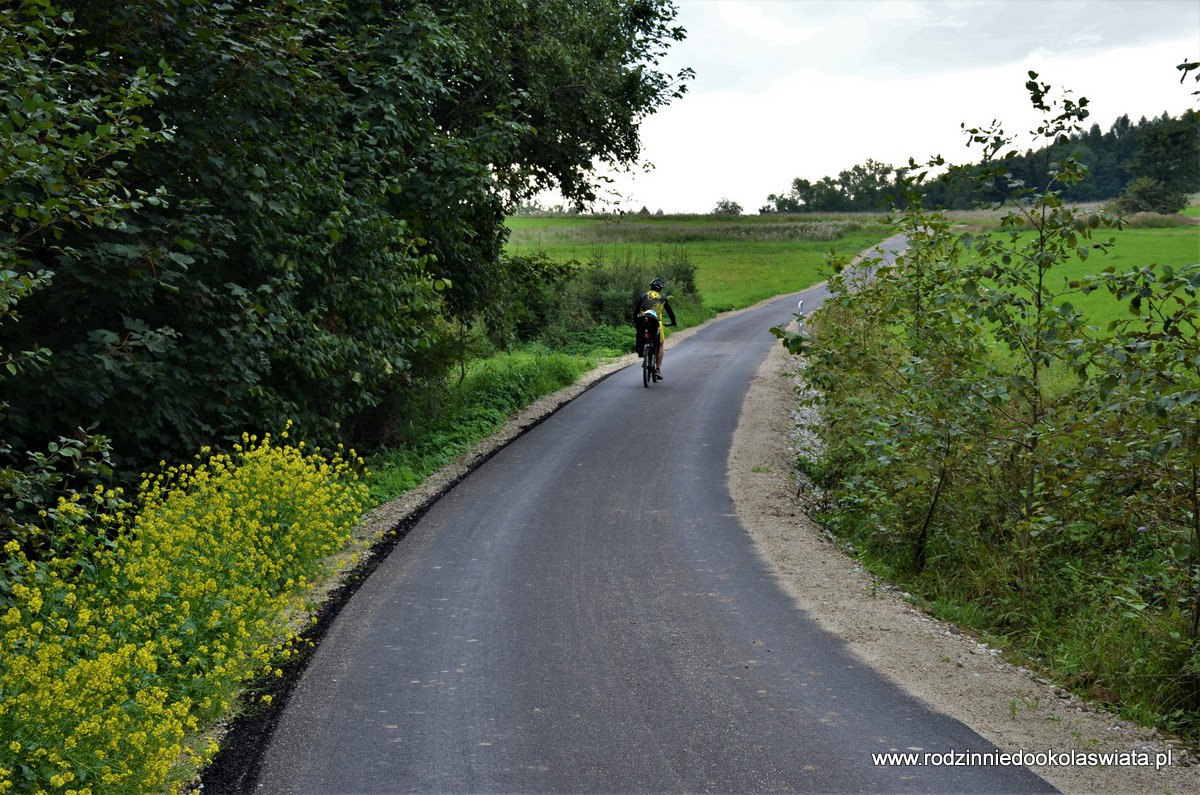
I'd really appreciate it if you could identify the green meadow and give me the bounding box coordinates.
[1061,226,1199,325]
[506,213,893,311]
[950,221,1200,327]
[507,211,1198,322]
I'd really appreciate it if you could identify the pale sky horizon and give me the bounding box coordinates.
[543,0,1200,215]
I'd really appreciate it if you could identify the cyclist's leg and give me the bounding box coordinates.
[656,325,666,374]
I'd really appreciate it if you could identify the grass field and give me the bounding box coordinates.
[956,224,1200,328]
[1058,226,1200,325]
[506,213,893,311]
[507,211,1198,320]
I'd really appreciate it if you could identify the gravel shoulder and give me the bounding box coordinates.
[729,321,1197,794]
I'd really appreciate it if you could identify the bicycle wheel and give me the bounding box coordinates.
[642,350,653,387]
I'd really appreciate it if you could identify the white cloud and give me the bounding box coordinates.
[709,1,815,46]
[541,0,1200,214]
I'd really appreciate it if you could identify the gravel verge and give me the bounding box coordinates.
[729,320,1197,794]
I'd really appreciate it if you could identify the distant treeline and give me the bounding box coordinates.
[762,109,1200,213]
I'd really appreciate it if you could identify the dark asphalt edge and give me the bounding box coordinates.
[198,365,628,794]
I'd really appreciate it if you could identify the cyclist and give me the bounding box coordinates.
[635,277,677,379]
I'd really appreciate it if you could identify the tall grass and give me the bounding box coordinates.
[366,345,594,503]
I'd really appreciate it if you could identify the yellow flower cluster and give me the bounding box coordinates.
[0,429,368,794]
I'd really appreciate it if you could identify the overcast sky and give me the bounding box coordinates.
[561,0,1200,214]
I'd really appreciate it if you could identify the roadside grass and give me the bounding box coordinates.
[682,240,864,312]
[365,343,605,504]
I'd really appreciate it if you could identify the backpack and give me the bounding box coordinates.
[635,312,660,356]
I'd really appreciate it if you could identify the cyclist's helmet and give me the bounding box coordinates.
[650,278,664,290]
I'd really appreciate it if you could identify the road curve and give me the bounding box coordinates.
[254,242,1053,793]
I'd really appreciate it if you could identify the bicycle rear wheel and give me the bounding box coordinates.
[642,350,654,387]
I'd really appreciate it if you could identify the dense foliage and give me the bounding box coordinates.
[761,108,1199,213]
[0,0,691,509]
[777,74,1200,738]
[0,7,695,779]
[930,107,1200,211]
[763,159,897,214]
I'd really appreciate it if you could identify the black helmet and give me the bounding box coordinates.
[650,278,664,290]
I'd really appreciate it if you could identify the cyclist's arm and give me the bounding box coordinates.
[664,300,678,326]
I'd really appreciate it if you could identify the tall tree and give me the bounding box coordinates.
[767,106,1198,212]
[1130,110,1200,193]
[0,0,691,481]
[766,159,896,213]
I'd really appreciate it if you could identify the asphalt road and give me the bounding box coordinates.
[254,246,1054,793]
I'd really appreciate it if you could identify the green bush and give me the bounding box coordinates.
[790,75,1200,740]
[479,253,579,349]
[556,246,702,331]
[1113,177,1189,215]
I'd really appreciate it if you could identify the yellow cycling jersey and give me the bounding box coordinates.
[637,289,669,344]
[639,289,666,317]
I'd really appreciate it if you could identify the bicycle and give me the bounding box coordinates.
[635,311,674,388]
[642,340,659,387]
